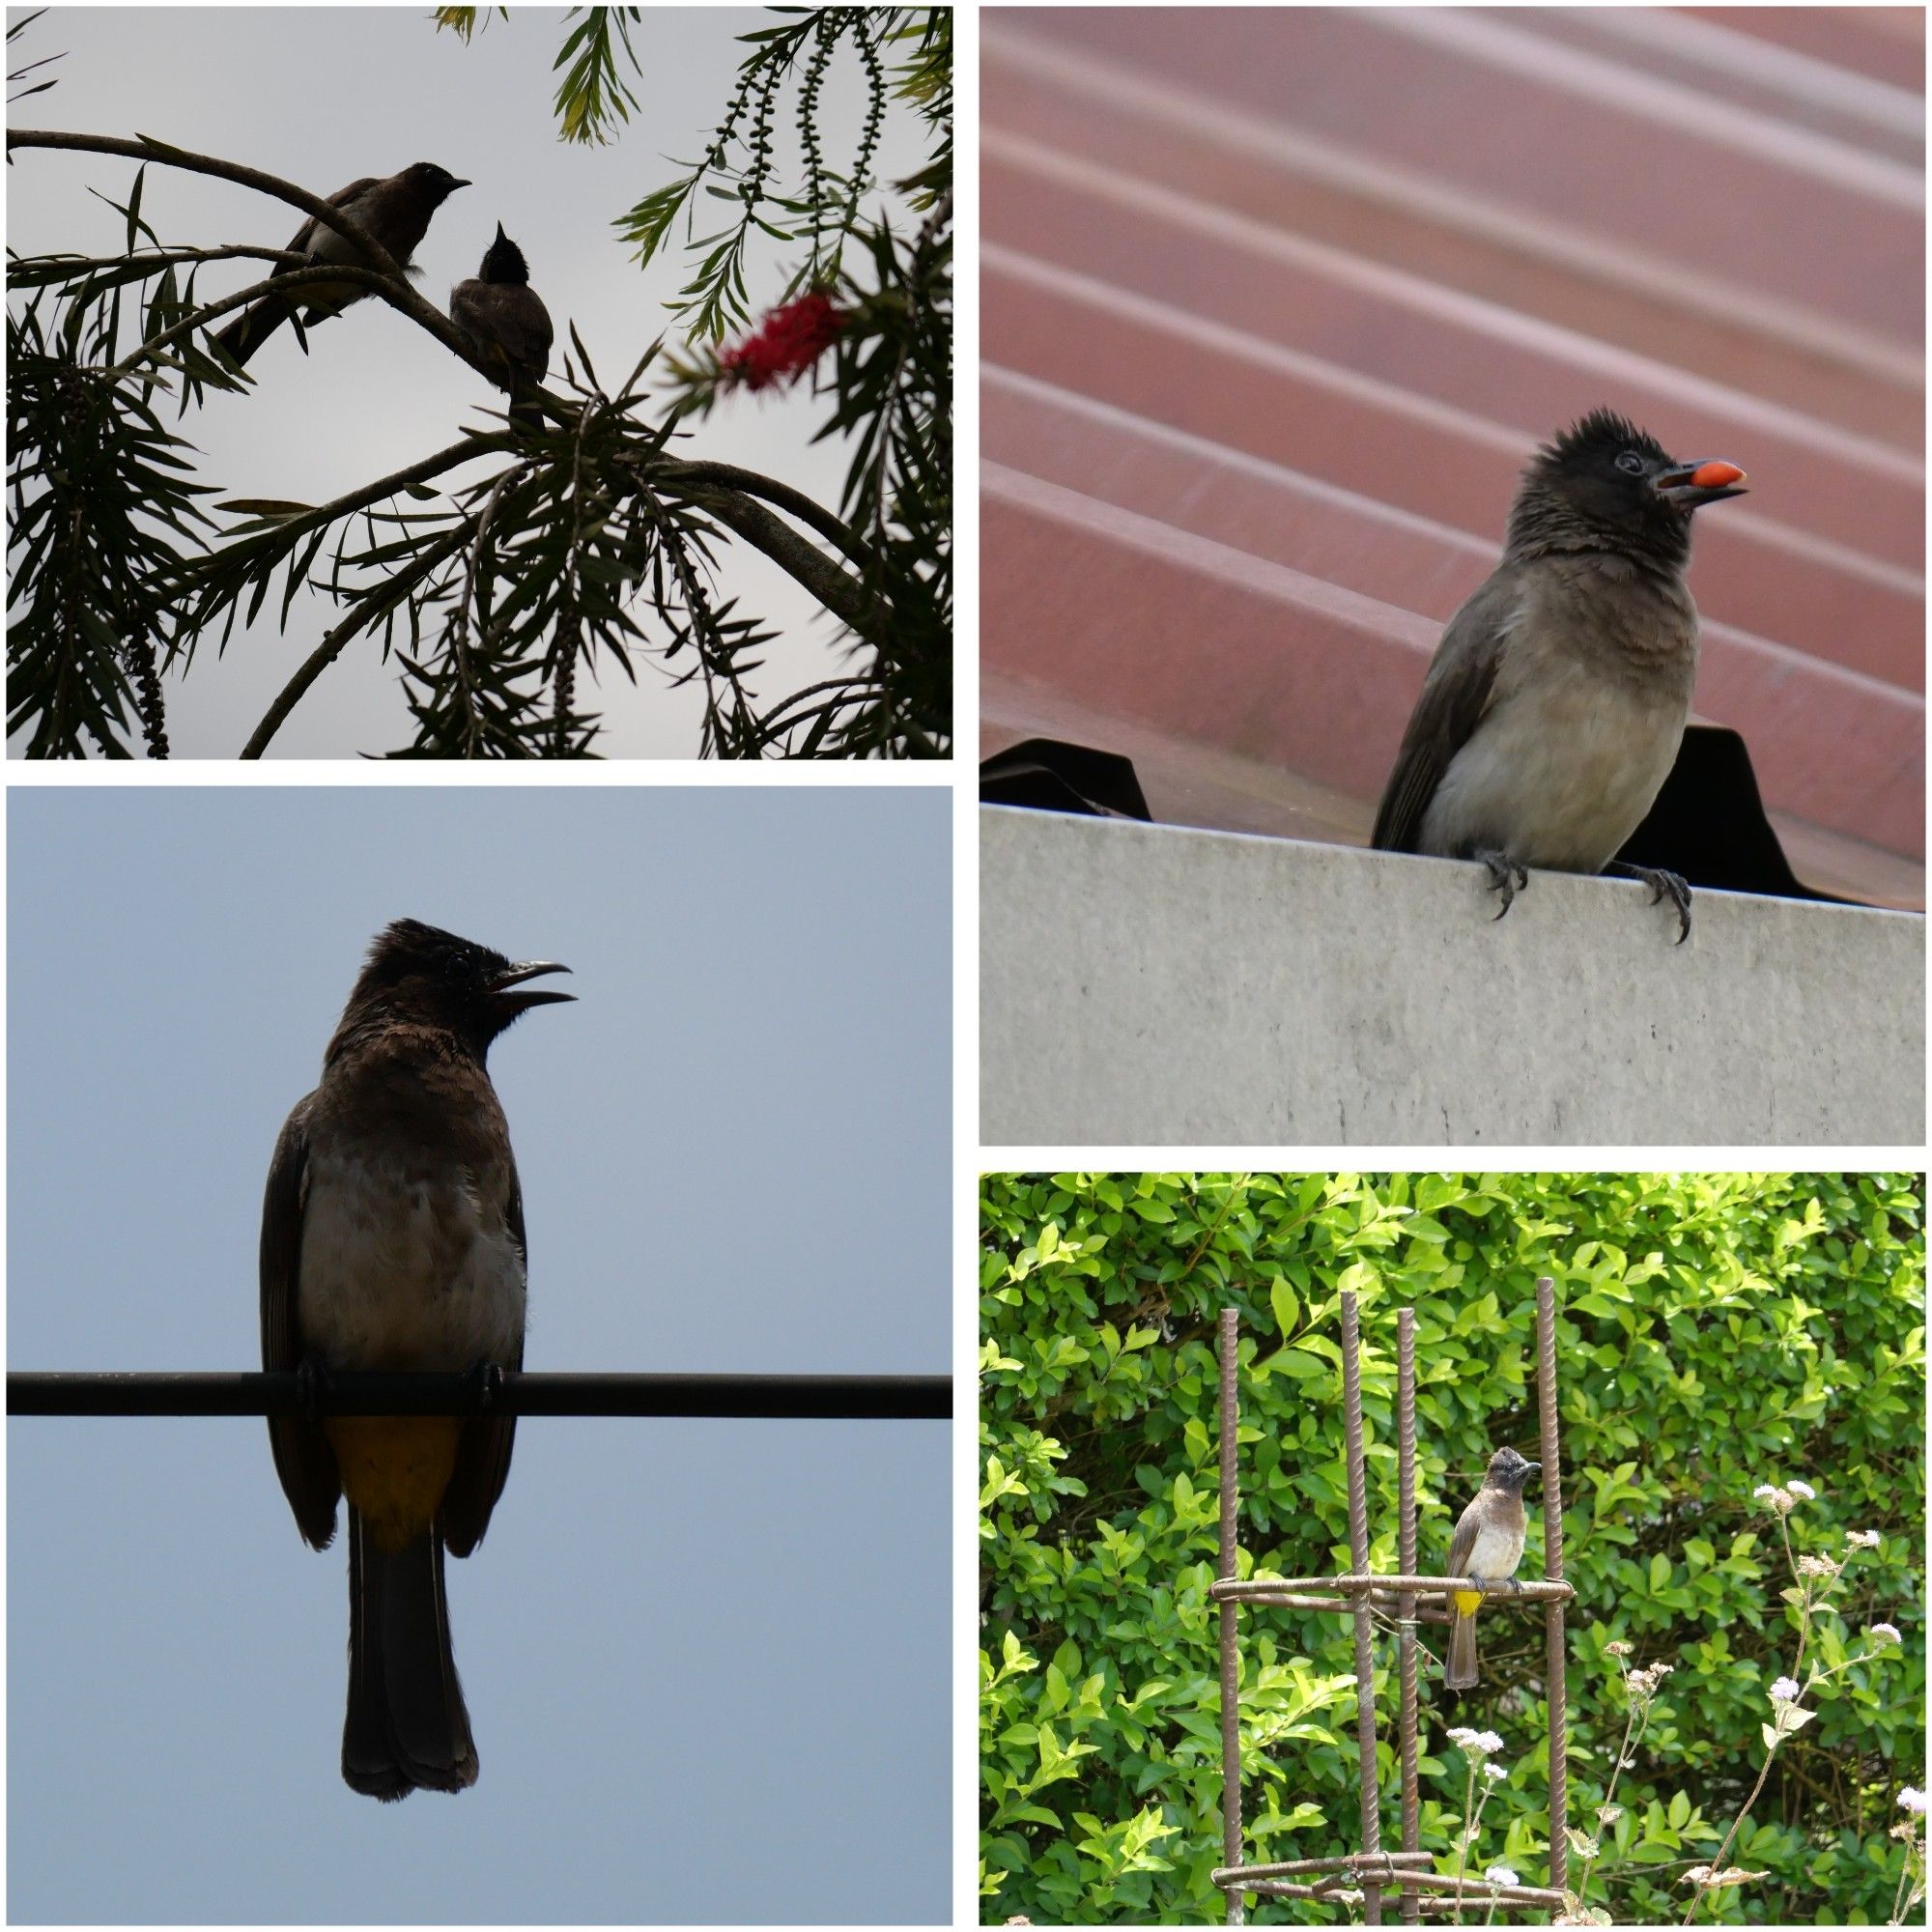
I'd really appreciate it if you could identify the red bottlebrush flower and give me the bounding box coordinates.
[718,292,845,392]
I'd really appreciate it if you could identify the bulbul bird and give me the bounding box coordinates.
[1442,1446,1541,1691]
[260,918,572,1799]
[1372,410,1747,942]
[450,223,554,434]
[214,161,469,370]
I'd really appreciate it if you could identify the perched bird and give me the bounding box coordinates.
[450,223,554,433]
[260,918,572,1799]
[214,161,469,369]
[1442,1446,1541,1692]
[1372,410,1747,941]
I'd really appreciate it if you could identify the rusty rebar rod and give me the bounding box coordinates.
[1340,1291,1385,1924]
[1398,1306,1420,1922]
[7,1368,950,1419]
[1212,1576,1574,1603]
[1214,1591,1454,1618]
[1398,1871,1570,1902]
[1215,1852,1433,1883]
[1406,1873,1571,1908]
[1537,1275,1570,1900]
[1218,1305,1244,1926]
[1239,1871,1567,1910]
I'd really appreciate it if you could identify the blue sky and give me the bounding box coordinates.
[7,781,951,1922]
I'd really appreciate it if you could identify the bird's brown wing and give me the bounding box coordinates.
[489,285,553,385]
[520,294,555,390]
[260,1094,341,1549]
[450,281,554,392]
[1370,568,1520,854]
[283,175,379,259]
[1444,1489,1485,1579]
[285,176,390,324]
[440,1158,526,1558]
[213,177,382,366]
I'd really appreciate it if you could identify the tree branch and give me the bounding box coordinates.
[8,129,491,374]
[749,673,886,750]
[13,128,412,272]
[8,129,413,278]
[658,457,869,566]
[170,435,485,574]
[685,485,885,645]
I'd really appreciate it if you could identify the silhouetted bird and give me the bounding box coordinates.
[450,223,554,434]
[214,162,469,369]
[260,918,571,1799]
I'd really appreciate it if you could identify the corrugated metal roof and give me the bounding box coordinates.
[982,5,1924,908]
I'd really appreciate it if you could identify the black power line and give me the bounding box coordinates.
[7,1369,951,1422]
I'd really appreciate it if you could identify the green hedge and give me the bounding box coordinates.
[980,1173,1924,1924]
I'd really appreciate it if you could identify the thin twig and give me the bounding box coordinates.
[451,469,519,756]
[23,242,306,274]
[106,263,396,380]
[239,526,472,756]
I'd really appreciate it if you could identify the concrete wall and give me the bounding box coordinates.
[980,808,1925,1146]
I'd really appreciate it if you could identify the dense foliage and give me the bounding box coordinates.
[980,1173,1925,1924]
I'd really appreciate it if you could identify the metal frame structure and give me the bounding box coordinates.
[1210,1281,1575,1922]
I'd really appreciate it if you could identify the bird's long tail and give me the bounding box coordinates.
[1444,1593,1481,1690]
[343,1507,477,1800]
[211,296,293,371]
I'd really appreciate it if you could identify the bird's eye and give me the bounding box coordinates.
[1615,451,1644,475]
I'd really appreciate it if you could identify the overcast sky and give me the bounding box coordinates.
[6,7,932,757]
[7,781,952,1921]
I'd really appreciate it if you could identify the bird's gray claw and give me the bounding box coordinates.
[1653,869,1693,945]
[1606,861,1692,943]
[469,1361,506,1409]
[1478,851,1528,921]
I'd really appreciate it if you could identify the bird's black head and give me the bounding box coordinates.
[479,223,532,287]
[1486,1446,1542,1493]
[1508,408,1747,569]
[404,161,470,206]
[341,917,572,1057]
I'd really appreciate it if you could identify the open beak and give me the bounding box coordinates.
[1656,457,1747,510]
[488,958,574,1016]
